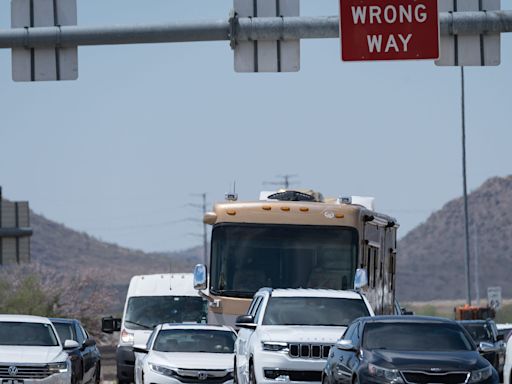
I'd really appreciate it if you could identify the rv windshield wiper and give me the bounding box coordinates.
[124,320,152,330]
[211,289,254,298]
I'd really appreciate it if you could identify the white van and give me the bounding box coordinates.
[102,273,207,384]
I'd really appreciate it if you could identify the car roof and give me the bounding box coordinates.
[159,323,234,332]
[260,288,363,299]
[357,315,458,324]
[0,314,52,324]
[49,318,80,325]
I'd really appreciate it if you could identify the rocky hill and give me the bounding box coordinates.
[397,175,512,301]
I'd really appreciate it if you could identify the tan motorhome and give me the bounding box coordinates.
[194,190,399,326]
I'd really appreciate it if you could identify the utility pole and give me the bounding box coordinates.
[461,66,472,306]
[190,193,208,265]
[474,224,480,306]
[263,174,299,190]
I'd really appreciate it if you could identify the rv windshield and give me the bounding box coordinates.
[210,224,358,297]
[124,296,207,330]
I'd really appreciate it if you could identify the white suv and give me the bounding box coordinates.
[234,289,374,384]
[0,314,79,384]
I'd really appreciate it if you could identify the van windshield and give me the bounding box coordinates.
[125,296,207,330]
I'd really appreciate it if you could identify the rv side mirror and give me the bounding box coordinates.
[354,268,368,290]
[102,316,121,334]
[194,264,207,290]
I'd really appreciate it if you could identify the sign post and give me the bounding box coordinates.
[487,286,502,310]
[339,0,439,61]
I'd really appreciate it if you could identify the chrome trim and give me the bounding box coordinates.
[400,370,471,384]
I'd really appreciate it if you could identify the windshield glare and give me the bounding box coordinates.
[153,329,236,353]
[125,296,207,330]
[0,322,59,346]
[211,224,358,297]
[262,297,369,326]
[363,323,474,351]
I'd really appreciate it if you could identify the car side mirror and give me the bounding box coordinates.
[236,315,257,330]
[64,340,80,350]
[478,341,494,353]
[336,339,357,351]
[133,346,149,354]
[102,316,121,333]
[83,338,96,348]
[194,264,207,290]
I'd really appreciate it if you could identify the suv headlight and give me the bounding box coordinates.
[262,342,289,352]
[149,363,177,377]
[469,366,493,383]
[368,364,404,383]
[48,362,69,374]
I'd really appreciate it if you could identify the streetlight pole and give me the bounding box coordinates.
[461,66,472,306]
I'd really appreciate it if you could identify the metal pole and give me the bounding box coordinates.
[461,66,472,306]
[202,193,208,265]
[473,224,480,306]
[0,12,511,48]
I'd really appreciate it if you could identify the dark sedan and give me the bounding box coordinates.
[50,318,101,384]
[323,316,499,384]
[459,320,506,378]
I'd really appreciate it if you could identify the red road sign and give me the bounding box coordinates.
[340,0,439,61]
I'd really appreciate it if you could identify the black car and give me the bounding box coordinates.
[50,318,101,384]
[459,320,506,378]
[323,316,499,384]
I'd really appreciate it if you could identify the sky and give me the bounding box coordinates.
[0,0,511,253]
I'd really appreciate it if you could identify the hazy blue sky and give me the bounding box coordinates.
[0,0,511,252]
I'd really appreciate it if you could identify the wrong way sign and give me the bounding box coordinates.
[340,0,439,61]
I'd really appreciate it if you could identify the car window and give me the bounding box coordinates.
[350,322,361,346]
[153,329,236,353]
[363,322,474,351]
[249,297,263,316]
[0,322,59,346]
[343,323,357,340]
[53,323,76,343]
[75,324,86,344]
[262,297,369,326]
[462,323,493,343]
[147,328,159,350]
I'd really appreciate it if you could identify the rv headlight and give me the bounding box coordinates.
[262,341,289,352]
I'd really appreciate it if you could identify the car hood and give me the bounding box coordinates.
[367,350,487,371]
[0,346,67,364]
[149,351,234,370]
[259,325,346,344]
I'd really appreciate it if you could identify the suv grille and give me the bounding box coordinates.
[401,371,470,384]
[0,365,53,380]
[288,344,332,359]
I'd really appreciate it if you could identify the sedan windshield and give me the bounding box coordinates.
[53,323,76,342]
[262,297,370,326]
[363,323,474,351]
[211,224,358,297]
[0,322,59,346]
[153,329,236,353]
[125,296,207,330]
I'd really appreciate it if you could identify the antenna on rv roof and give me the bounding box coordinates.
[225,180,238,201]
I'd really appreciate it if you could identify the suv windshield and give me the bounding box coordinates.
[0,322,59,346]
[461,323,493,343]
[262,297,369,326]
[125,296,207,330]
[363,323,474,351]
[211,224,358,297]
[153,329,236,353]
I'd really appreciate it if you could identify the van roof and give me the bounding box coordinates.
[127,273,197,297]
